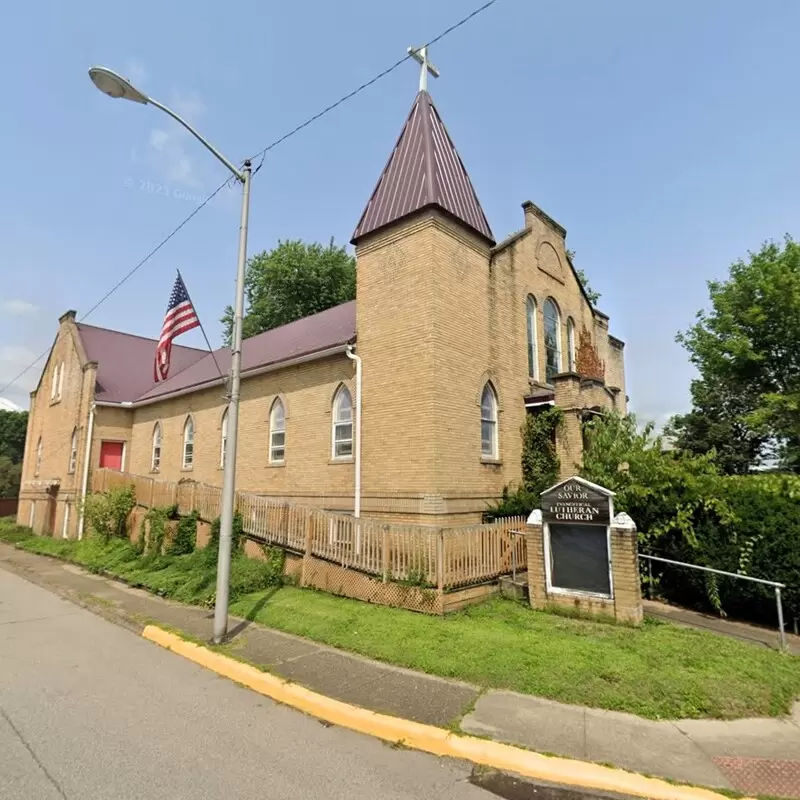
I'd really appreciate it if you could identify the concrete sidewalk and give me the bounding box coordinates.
[2,542,799,798]
[643,598,800,655]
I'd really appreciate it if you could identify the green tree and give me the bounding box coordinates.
[665,380,764,475]
[565,249,601,306]
[580,411,733,553]
[221,239,356,345]
[0,456,22,498]
[0,409,28,463]
[672,236,800,472]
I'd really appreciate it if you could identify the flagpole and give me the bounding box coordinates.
[213,160,252,644]
[175,269,226,385]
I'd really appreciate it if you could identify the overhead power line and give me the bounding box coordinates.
[246,0,499,163]
[0,0,500,398]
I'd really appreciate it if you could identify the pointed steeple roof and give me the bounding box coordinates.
[352,91,494,246]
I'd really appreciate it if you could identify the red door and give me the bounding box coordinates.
[99,441,124,471]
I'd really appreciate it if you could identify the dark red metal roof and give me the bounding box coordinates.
[352,91,494,245]
[76,301,356,405]
[76,323,206,404]
[134,300,356,403]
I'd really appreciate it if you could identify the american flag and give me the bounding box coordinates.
[154,272,200,382]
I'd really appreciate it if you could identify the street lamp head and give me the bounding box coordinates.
[88,66,149,104]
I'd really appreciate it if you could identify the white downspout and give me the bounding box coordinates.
[77,403,96,540]
[345,346,362,520]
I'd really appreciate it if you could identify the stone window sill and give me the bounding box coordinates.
[267,461,286,469]
[481,457,503,466]
[180,467,194,473]
[329,457,354,465]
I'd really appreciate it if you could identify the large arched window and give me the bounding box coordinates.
[68,428,78,474]
[526,295,538,380]
[567,317,576,372]
[480,383,499,459]
[269,398,286,463]
[35,437,43,476]
[182,417,195,469]
[543,299,562,383]
[151,423,162,472]
[332,386,353,459]
[220,409,228,468]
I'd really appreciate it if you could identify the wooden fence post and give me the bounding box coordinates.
[301,512,314,587]
[436,530,444,596]
[382,525,389,583]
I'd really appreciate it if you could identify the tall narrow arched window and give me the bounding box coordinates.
[480,383,499,459]
[269,398,286,463]
[220,409,228,468]
[35,437,43,476]
[58,361,65,400]
[151,423,162,472]
[50,363,59,401]
[68,428,78,474]
[543,299,562,383]
[567,318,576,372]
[182,417,195,469]
[526,295,538,380]
[332,386,353,459]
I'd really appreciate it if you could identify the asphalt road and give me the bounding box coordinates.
[0,569,492,800]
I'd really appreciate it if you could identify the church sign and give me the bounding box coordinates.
[541,478,610,526]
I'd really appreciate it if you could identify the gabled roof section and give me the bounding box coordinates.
[134,301,357,404]
[76,323,207,404]
[352,90,494,246]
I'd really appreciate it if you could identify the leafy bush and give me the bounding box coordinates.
[15,533,283,607]
[581,412,800,625]
[143,507,169,556]
[167,511,198,556]
[207,512,245,560]
[83,486,136,542]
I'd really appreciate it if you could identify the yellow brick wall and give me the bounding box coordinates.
[18,200,626,531]
[93,407,134,469]
[127,354,357,504]
[355,214,438,494]
[17,312,95,538]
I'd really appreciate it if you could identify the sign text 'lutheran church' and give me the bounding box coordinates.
[541,478,611,526]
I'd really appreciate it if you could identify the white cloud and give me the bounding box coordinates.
[2,299,38,315]
[143,90,208,189]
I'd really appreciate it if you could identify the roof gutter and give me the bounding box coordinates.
[127,344,352,409]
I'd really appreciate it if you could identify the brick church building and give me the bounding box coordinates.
[18,78,626,537]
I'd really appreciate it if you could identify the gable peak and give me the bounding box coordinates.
[351,90,494,246]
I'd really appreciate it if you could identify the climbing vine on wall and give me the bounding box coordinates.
[522,407,563,496]
[487,408,563,518]
[576,327,605,382]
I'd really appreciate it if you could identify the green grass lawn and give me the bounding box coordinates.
[3,517,798,721]
[228,585,800,721]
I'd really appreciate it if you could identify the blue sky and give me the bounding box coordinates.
[2,0,800,426]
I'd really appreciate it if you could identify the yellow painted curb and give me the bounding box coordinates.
[142,625,747,800]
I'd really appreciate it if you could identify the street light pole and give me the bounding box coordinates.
[88,66,251,644]
[213,160,250,643]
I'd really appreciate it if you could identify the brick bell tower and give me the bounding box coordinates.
[350,46,497,520]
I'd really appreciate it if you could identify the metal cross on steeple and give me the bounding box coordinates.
[407,45,440,93]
